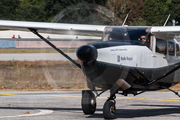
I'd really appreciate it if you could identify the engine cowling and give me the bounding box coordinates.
[76,45,97,62]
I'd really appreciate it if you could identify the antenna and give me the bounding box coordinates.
[163,14,171,26]
[122,14,129,26]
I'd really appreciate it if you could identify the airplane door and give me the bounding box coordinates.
[140,33,153,80]
[151,37,168,81]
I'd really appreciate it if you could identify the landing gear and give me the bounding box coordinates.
[81,90,117,119]
[103,100,116,119]
[81,90,96,114]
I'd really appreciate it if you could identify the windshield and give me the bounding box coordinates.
[102,27,150,42]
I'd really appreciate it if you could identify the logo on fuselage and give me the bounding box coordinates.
[117,55,133,62]
[117,55,120,62]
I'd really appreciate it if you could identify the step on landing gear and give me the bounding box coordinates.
[81,90,96,114]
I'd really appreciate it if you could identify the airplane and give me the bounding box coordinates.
[0,20,180,119]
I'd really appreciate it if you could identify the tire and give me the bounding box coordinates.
[81,91,96,114]
[103,100,116,119]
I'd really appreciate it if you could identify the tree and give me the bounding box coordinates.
[19,0,43,6]
[16,5,46,21]
[105,0,145,26]
[43,0,114,25]
[166,0,180,25]
[144,0,169,26]
[15,0,46,21]
[0,0,20,20]
[43,0,108,22]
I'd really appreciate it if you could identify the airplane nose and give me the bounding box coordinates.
[76,45,97,62]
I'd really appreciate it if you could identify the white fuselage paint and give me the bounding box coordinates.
[97,45,168,68]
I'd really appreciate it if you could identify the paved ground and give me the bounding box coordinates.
[0,91,180,120]
[0,53,77,61]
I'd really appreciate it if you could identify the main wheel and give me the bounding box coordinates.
[81,91,96,114]
[103,100,116,119]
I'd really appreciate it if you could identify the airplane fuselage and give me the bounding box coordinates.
[77,26,180,92]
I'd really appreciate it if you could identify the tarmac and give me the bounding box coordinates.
[0,91,180,120]
[0,53,77,61]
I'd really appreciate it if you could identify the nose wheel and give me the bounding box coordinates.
[81,91,96,114]
[103,100,116,119]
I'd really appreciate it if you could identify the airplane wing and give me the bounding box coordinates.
[0,20,106,37]
[0,20,107,69]
[151,26,180,40]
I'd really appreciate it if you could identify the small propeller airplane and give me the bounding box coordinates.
[0,19,180,119]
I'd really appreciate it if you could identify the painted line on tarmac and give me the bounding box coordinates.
[0,110,53,118]
[116,97,180,102]
[0,93,15,96]
[25,95,180,102]
[1,93,180,103]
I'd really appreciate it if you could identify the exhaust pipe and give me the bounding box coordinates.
[116,79,131,91]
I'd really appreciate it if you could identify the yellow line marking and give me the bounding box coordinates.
[116,97,180,102]
[21,95,82,98]
[97,96,180,102]
[0,94,15,96]
[1,93,180,102]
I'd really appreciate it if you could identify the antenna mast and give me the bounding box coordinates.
[163,14,171,26]
[122,14,129,26]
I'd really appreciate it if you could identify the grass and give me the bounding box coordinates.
[0,60,180,91]
[0,48,84,91]
[0,48,77,53]
[170,84,180,91]
[0,60,86,90]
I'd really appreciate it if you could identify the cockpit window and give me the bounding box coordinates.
[156,39,176,56]
[102,27,149,42]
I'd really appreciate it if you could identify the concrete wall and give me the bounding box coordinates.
[0,30,101,48]
[0,30,100,39]
[0,38,100,48]
[15,40,97,48]
[0,40,16,48]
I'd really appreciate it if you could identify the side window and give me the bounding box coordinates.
[168,41,175,56]
[176,44,180,56]
[156,39,167,55]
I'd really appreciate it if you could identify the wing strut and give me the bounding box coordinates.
[132,63,180,96]
[148,63,180,86]
[29,28,81,69]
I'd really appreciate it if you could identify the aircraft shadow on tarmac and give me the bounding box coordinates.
[0,104,180,119]
[86,105,180,119]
